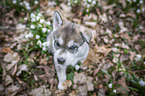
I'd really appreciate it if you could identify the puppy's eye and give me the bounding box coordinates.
[69,46,78,50]
[55,41,60,47]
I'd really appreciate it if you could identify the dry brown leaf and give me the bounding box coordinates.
[16,64,28,76]
[95,45,111,56]
[98,88,105,96]
[113,54,120,63]
[117,77,130,94]
[120,55,128,62]
[73,72,94,91]
[6,60,18,71]
[29,85,51,96]
[5,75,13,86]
[5,84,20,96]
[83,48,98,67]
[63,80,72,88]
[103,3,116,10]
[111,47,119,53]
[84,22,97,27]
[2,47,12,53]
[16,23,26,33]
[69,91,77,96]
[76,85,88,96]
[99,13,108,22]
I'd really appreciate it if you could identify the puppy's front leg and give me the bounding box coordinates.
[55,64,67,90]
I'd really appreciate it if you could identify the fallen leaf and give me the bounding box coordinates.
[95,45,111,56]
[5,75,13,86]
[76,85,88,96]
[98,88,105,96]
[117,77,130,94]
[69,91,76,96]
[99,13,108,22]
[5,84,20,96]
[29,85,51,96]
[16,23,26,33]
[63,80,72,88]
[16,64,28,76]
[6,60,18,71]
[2,47,12,53]
[84,22,97,27]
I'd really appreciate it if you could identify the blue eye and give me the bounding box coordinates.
[69,46,78,50]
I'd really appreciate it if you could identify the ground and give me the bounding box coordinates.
[0,0,145,96]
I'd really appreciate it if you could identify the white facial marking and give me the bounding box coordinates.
[59,37,63,45]
[68,40,74,47]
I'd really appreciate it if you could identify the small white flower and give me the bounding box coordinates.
[67,2,71,6]
[42,28,47,33]
[139,80,145,86]
[37,13,42,17]
[20,2,23,5]
[42,47,47,51]
[86,9,89,12]
[84,2,87,5]
[40,19,45,23]
[30,13,35,18]
[87,4,90,8]
[127,0,131,2]
[34,0,38,4]
[31,18,36,22]
[30,25,35,29]
[88,0,92,3]
[48,29,50,33]
[92,1,96,4]
[139,0,143,4]
[36,16,40,21]
[135,54,142,61]
[75,65,80,71]
[137,9,141,13]
[36,35,40,39]
[74,0,78,3]
[38,24,42,27]
[42,42,47,47]
[25,34,29,39]
[23,1,26,3]
[37,40,42,47]
[24,17,27,21]
[144,62,145,64]
[133,0,136,2]
[25,2,29,6]
[26,6,31,10]
[12,0,17,4]
[46,21,51,25]
[113,89,117,93]
[31,19,36,22]
[108,83,112,88]
[28,33,33,38]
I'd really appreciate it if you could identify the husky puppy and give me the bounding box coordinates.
[47,11,92,90]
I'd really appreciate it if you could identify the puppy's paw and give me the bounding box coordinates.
[58,83,67,90]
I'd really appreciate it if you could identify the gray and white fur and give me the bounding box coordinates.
[47,11,92,90]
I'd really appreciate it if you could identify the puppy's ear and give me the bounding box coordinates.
[53,11,63,31]
[80,26,92,44]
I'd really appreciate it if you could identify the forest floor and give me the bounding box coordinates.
[0,0,145,96]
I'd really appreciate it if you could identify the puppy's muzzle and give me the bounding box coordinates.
[57,58,65,64]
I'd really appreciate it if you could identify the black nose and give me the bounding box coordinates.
[57,58,65,64]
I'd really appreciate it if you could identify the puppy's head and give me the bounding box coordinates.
[52,11,92,66]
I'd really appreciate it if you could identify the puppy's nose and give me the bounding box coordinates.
[57,58,65,64]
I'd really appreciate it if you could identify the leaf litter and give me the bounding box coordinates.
[1,0,145,95]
